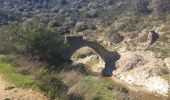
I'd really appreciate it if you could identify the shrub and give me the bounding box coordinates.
[65,19,76,28]
[75,22,88,32]
[88,23,97,30]
[49,20,62,27]
[138,33,148,42]
[166,14,170,24]
[88,2,100,9]
[59,0,68,5]
[57,26,69,35]
[52,7,60,13]
[28,30,67,66]
[149,0,170,14]
[106,0,114,5]
[35,70,68,99]
[85,9,98,18]
[106,28,124,43]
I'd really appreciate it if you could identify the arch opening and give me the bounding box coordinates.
[71,46,105,73]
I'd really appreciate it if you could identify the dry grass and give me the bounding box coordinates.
[2,54,46,74]
[59,69,129,100]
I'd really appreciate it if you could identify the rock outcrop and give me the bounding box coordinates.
[116,52,147,72]
[114,51,169,96]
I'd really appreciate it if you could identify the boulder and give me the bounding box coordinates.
[116,51,147,71]
[114,51,169,96]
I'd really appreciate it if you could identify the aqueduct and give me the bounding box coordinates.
[64,36,120,77]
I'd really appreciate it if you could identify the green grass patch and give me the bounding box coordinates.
[0,54,37,88]
[86,59,99,66]
[0,54,5,60]
[82,76,116,100]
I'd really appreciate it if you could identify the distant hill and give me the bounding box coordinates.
[0,0,170,35]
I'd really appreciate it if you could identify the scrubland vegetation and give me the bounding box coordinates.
[0,0,170,99]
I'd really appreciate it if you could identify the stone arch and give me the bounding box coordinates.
[64,36,120,77]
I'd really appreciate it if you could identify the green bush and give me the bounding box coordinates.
[28,29,67,66]
[35,67,68,99]
[0,20,68,67]
[37,75,68,99]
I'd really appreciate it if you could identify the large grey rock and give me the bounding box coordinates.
[115,51,169,96]
[116,52,147,71]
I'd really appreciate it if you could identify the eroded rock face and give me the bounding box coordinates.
[164,58,170,70]
[116,52,147,71]
[114,51,169,96]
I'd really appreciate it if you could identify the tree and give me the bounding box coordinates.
[28,30,67,66]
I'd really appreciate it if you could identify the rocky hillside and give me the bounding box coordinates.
[0,0,170,35]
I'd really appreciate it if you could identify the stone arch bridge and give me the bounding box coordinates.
[64,36,120,77]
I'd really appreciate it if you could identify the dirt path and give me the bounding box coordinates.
[0,74,49,100]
